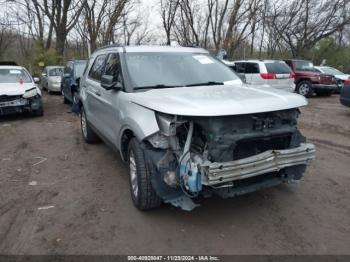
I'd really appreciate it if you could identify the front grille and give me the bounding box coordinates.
[0,106,23,115]
[233,134,292,160]
[321,75,335,84]
[0,95,22,103]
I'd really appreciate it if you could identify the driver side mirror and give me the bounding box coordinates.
[33,77,40,83]
[101,74,122,91]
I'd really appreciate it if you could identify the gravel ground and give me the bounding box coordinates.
[0,93,350,255]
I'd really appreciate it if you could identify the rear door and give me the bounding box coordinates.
[244,62,260,84]
[264,61,294,92]
[63,62,73,99]
[234,62,247,83]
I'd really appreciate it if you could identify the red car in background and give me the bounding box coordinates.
[284,59,337,97]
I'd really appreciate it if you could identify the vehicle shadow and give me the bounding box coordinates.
[0,113,35,123]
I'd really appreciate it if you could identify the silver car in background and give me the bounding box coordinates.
[224,60,295,92]
[41,66,64,94]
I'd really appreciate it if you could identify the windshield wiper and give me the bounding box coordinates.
[134,84,181,90]
[185,81,224,87]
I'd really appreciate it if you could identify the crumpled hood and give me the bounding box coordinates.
[128,84,308,116]
[0,83,36,96]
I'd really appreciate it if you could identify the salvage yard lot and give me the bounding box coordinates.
[0,94,350,255]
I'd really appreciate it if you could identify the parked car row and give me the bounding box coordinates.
[223,58,347,98]
[41,60,88,104]
[13,47,350,211]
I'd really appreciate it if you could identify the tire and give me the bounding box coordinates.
[296,81,313,97]
[33,105,44,117]
[128,137,162,210]
[80,108,99,144]
[62,88,69,104]
[72,92,79,104]
[315,90,333,97]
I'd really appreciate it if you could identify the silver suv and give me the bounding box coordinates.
[79,46,315,211]
[224,60,295,92]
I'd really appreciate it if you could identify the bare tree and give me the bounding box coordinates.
[161,0,180,45]
[83,0,109,51]
[31,0,87,58]
[0,16,14,59]
[269,0,350,57]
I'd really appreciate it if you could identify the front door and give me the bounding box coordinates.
[97,53,124,143]
[85,54,107,130]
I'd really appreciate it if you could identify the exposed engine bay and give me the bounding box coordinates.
[144,109,315,211]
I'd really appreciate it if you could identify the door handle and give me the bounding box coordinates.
[95,91,101,96]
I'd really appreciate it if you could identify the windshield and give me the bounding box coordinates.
[48,68,64,76]
[74,62,87,78]
[295,61,315,72]
[0,69,32,83]
[125,52,240,89]
[265,62,291,74]
[320,67,344,75]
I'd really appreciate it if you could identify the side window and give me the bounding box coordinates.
[235,63,245,73]
[104,53,122,83]
[284,60,292,68]
[89,55,107,81]
[245,63,260,74]
[64,63,71,75]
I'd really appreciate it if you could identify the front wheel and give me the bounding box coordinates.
[33,105,44,117]
[128,138,162,210]
[62,88,69,104]
[296,81,313,97]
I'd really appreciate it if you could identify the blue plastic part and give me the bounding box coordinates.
[179,154,202,193]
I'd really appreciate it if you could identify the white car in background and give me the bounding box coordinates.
[0,64,43,116]
[41,66,64,94]
[223,59,295,92]
[314,66,350,93]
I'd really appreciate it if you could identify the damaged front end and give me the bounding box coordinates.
[144,109,315,211]
[0,92,42,116]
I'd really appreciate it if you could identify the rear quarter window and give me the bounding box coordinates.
[265,62,291,74]
[245,63,260,74]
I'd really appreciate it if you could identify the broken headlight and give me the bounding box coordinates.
[156,113,177,136]
[23,87,38,98]
[147,132,169,149]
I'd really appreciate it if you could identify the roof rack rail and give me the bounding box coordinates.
[0,61,18,66]
[95,44,124,52]
[183,44,200,48]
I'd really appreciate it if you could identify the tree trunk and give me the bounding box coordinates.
[46,22,54,49]
[56,30,66,60]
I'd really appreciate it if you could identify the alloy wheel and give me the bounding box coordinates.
[81,111,87,139]
[129,150,139,198]
[299,83,310,96]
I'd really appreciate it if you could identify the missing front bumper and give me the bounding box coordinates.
[201,143,315,186]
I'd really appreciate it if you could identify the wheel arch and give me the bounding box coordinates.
[119,128,135,162]
[295,78,311,85]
